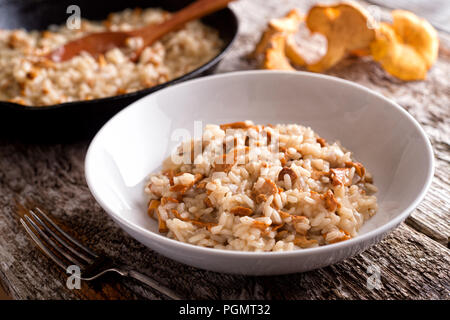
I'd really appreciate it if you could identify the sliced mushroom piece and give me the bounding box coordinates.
[171,209,217,229]
[294,235,318,248]
[204,196,214,208]
[161,197,179,205]
[316,137,327,147]
[147,199,160,218]
[213,153,236,173]
[156,208,168,233]
[169,173,204,194]
[345,161,366,178]
[330,168,352,186]
[320,189,340,212]
[230,206,253,216]
[275,230,289,241]
[255,194,268,204]
[162,169,175,186]
[326,229,351,244]
[256,178,278,196]
[220,121,253,131]
[277,167,298,184]
[251,220,271,231]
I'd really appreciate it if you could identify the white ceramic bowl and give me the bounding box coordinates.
[85,71,433,275]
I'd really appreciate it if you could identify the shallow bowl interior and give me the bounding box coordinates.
[85,71,433,275]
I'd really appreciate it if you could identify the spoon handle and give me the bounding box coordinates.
[134,0,234,47]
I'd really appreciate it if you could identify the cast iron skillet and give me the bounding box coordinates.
[0,0,238,141]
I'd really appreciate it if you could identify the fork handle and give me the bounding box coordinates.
[120,269,182,300]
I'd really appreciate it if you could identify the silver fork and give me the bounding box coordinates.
[18,204,181,300]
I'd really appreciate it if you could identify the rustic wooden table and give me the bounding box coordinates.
[0,0,449,299]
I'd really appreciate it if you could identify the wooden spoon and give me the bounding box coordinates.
[47,0,234,62]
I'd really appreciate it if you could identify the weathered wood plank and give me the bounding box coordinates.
[253,224,449,300]
[0,0,449,300]
[366,0,450,33]
[1,188,449,300]
[406,165,449,247]
[0,285,10,300]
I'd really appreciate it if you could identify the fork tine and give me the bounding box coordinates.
[23,214,85,267]
[34,207,98,258]
[29,209,95,265]
[20,218,67,270]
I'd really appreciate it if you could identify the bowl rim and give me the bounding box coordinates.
[85,70,435,258]
[0,7,238,111]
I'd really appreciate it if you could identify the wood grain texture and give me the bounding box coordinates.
[367,0,450,33]
[0,0,449,300]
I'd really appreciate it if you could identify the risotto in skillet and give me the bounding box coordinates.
[0,8,222,106]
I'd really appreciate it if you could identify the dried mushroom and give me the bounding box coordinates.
[305,2,375,72]
[370,10,439,81]
[250,9,303,70]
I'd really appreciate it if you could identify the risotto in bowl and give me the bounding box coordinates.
[145,121,378,251]
[85,71,433,275]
